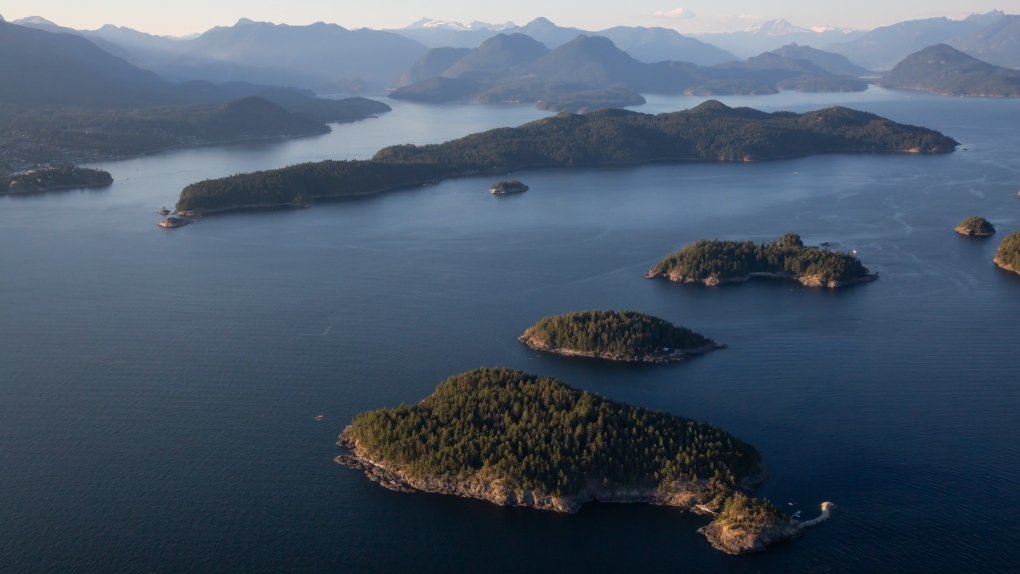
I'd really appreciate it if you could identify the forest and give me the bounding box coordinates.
[1,165,112,193]
[347,368,763,496]
[648,233,873,285]
[520,310,711,358]
[995,232,1020,272]
[176,100,959,212]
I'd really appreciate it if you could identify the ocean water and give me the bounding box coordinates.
[1,88,1018,573]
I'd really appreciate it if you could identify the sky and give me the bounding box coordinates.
[0,1,1007,36]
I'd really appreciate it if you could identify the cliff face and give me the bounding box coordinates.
[336,427,808,554]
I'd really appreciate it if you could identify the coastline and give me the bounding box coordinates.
[645,269,880,289]
[956,225,995,237]
[176,146,954,216]
[334,427,808,554]
[517,334,725,363]
[994,257,1019,276]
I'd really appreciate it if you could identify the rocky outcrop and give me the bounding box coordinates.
[336,427,814,555]
[645,269,878,289]
[517,333,724,363]
[994,257,1019,276]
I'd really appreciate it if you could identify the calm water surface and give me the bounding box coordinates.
[1,88,1019,573]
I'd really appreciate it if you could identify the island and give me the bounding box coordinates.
[956,216,996,236]
[994,232,1020,276]
[1,165,112,193]
[878,44,1020,98]
[335,367,833,554]
[175,101,958,214]
[534,86,646,113]
[157,216,195,229]
[518,310,722,362]
[489,180,529,195]
[646,233,877,288]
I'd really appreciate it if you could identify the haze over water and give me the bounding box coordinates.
[1,88,1018,572]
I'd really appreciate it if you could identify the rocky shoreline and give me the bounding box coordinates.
[956,225,995,237]
[517,334,725,363]
[336,427,826,554]
[645,269,879,289]
[994,257,1019,276]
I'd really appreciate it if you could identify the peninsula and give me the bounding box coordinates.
[956,216,996,236]
[490,180,529,194]
[336,367,832,554]
[647,233,877,288]
[994,232,1020,276]
[174,101,958,214]
[519,310,721,362]
[1,166,112,194]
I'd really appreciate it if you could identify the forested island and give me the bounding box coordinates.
[336,367,831,554]
[490,180,529,194]
[956,216,996,236]
[175,101,958,213]
[994,232,1020,276]
[647,233,877,288]
[0,97,390,178]
[519,310,720,362]
[1,165,113,193]
[535,86,646,113]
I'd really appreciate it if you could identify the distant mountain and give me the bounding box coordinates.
[592,26,736,65]
[389,17,737,66]
[155,19,428,90]
[441,33,550,81]
[948,14,1020,69]
[693,19,863,59]
[877,44,1020,97]
[826,14,997,71]
[12,16,141,64]
[0,20,172,106]
[391,47,471,88]
[391,33,863,105]
[772,44,872,76]
[87,24,191,67]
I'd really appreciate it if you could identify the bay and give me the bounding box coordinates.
[1,87,1018,573]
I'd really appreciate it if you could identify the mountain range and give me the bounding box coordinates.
[390,33,868,107]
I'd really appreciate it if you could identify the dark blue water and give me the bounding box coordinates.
[1,89,1018,573]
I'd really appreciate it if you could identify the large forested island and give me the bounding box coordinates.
[647,233,876,288]
[336,367,829,554]
[994,232,1020,276]
[2,166,113,193]
[519,310,720,362]
[175,101,957,213]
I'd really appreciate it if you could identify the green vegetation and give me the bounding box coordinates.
[715,492,790,534]
[0,96,389,177]
[648,233,874,286]
[490,180,529,194]
[878,44,1020,98]
[347,367,762,496]
[1,166,112,193]
[520,310,712,359]
[535,86,646,113]
[956,216,996,236]
[176,101,958,212]
[994,232,1020,273]
[684,80,778,96]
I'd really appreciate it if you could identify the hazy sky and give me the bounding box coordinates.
[0,1,1006,36]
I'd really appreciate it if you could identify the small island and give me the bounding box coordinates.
[336,368,832,554]
[158,216,195,229]
[519,310,722,362]
[489,180,529,195]
[1,165,113,194]
[956,216,996,236]
[647,233,877,288]
[994,232,1020,276]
